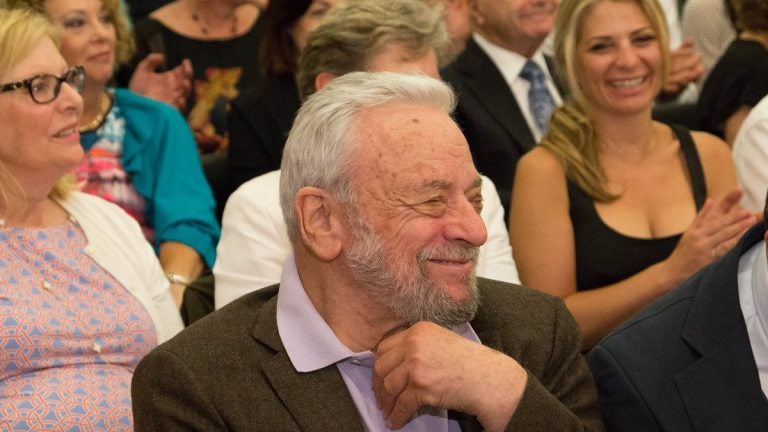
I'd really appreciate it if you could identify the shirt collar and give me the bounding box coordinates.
[473,32,552,89]
[276,254,482,372]
[277,255,354,372]
[751,242,768,333]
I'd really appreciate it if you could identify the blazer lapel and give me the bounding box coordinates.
[251,297,364,432]
[451,39,536,152]
[675,225,768,431]
[544,55,567,97]
[675,326,768,431]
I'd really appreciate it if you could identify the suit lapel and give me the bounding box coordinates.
[675,326,768,431]
[675,225,768,431]
[251,297,364,432]
[452,39,536,152]
[544,55,567,97]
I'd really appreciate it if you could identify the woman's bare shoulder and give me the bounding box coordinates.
[519,145,566,174]
[689,129,732,163]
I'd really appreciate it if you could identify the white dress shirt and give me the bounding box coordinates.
[737,239,768,398]
[733,94,768,212]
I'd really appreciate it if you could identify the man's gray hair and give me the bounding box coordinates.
[297,0,452,98]
[280,71,457,244]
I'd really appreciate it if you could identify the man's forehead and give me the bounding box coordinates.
[354,103,461,149]
[352,103,471,168]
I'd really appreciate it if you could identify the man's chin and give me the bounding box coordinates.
[425,265,477,297]
[439,280,475,304]
[428,274,480,324]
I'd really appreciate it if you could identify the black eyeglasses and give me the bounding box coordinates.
[0,65,85,104]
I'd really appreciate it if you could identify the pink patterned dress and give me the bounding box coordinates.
[0,217,157,431]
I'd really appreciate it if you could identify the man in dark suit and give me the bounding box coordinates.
[132,72,602,431]
[441,0,562,219]
[588,196,768,432]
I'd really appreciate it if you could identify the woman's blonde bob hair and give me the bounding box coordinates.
[541,0,670,202]
[0,8,77,215]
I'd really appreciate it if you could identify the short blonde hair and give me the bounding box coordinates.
[541,0,670,202]
[0,9,76,212]
[7,0,135,66]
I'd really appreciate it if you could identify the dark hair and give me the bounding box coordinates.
[731,0,768,32]
[725,0,739,31]
[258,0,312,77]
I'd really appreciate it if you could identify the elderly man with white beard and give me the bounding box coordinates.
[131,72,603,432]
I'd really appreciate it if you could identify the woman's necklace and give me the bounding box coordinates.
[79,91,112,133]
[188,0,238,37]
[601,128,659,156]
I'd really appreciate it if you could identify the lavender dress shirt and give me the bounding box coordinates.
[276,255,481,431]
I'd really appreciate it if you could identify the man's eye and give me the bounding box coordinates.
[471,197,483,213]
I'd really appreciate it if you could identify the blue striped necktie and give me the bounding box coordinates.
[519,60,555,134]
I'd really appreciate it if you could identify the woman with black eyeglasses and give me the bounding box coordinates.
[0,9,182,430]
[8,0,220,311]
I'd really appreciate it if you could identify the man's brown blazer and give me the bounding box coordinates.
[132,278,603,431]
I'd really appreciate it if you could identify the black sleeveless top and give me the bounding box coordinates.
[569,125,707,291]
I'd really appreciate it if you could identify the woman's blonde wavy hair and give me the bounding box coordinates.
[541,0,670,202]
[6,0,135,67]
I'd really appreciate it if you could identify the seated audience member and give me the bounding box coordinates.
[510,0,755,349]
[215,170,518,308]
[227,0,454,194]
[442,0,701,219]
[128,0,263,152]
[681,0,737,86]
[9,0,221,308]
[226,0,471,197]
[696,0,768,145]
[0,9,182,430]
[733,94,768,212]
[589,195,768,432]
[115,0,193,112]
[440,0,563,219]
[215,0,509,309]
[226,0,340,193]
[427,0,472,57]
[132,72,603,431]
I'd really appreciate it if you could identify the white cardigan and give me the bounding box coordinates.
[57,192,183,343]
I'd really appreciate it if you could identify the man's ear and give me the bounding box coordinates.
[294,187,344,261]
[314,72,338,93]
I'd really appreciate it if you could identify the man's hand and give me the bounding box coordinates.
[372,322,528,432]
[129,53,193,110]
[661,39,704,99]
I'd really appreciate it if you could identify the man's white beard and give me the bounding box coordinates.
[345,211,480,328]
